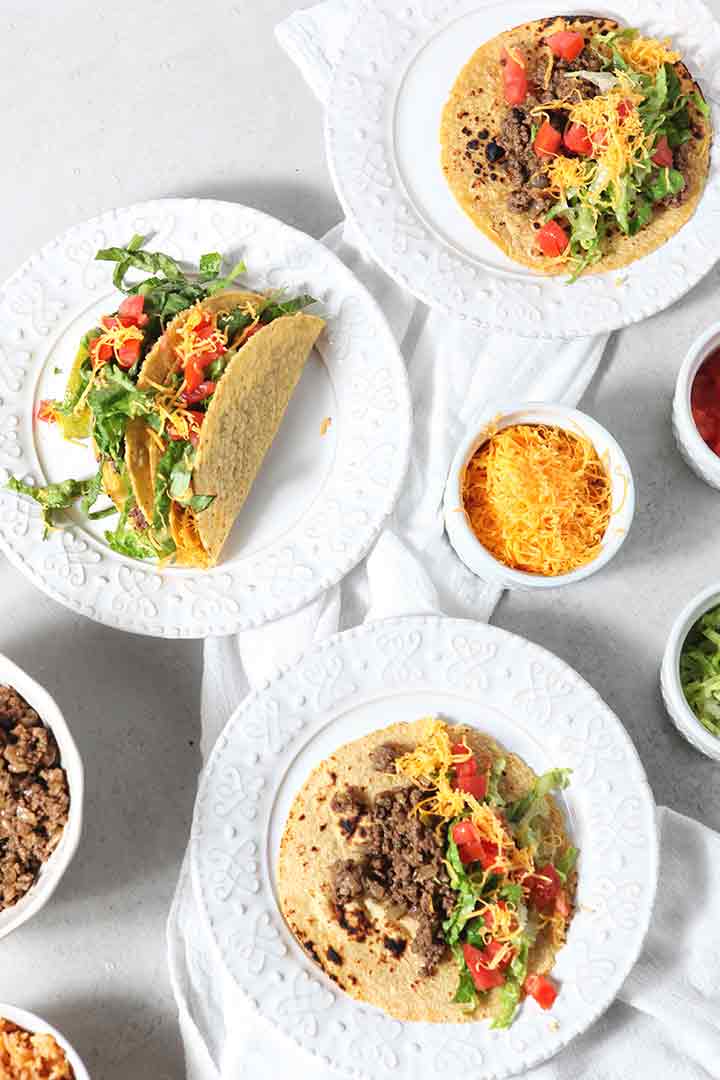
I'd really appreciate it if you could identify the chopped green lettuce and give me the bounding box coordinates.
[555,846,579,883]
[680,603,720,737]
[7,473,105,537]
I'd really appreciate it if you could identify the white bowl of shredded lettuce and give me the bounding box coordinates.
[661,583,720,761]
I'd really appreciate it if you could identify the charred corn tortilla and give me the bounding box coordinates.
[278,719,575,1024]
[440,15,711,275]
[127,292,324,566]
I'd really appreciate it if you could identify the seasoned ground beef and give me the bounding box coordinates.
[507,190,553,217]
[330,784,455,975]
[0,686,70,912]
[660,141,694,207]
[332,858,365,904]
[369,742,402,773]
[501,108,532,155]
[534,47,601,103]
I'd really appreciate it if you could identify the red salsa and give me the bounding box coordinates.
[691,346,720,456]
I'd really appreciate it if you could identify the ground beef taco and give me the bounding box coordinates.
[441,16,711,277]
[278,717,577,1026]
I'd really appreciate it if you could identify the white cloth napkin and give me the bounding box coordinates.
[167,3,720,1078]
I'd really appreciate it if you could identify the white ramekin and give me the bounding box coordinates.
[0,1003,90,1079]
[0,654,84,941]
[672,320,720,489]
[660,583,720,762]
[443,402,635,590]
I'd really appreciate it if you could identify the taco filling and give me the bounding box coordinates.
[279,718,577,1027]
[8,238,324,566]
[441,16,711,278]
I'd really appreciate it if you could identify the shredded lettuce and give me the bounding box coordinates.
[555,846,579,883]
[105,496,171,561]
[451,944,479,1008]
[7,473,105,537]
[680,604,720,737]
[546,38,706,280]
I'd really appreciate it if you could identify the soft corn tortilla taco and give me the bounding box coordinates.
[126,290,324,567]
[278,718,576,1025]
[440,15,711,276]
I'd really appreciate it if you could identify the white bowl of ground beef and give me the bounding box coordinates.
[0,654,83,940]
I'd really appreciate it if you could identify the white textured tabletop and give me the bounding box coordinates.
[1,2,719,1077]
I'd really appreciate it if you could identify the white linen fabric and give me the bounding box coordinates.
[167,3,720,1078]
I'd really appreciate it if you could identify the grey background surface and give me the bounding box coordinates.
[1,1,718,1077]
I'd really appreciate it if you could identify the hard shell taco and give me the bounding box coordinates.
[278,717,577,1027]
[441,15,711,278]
[125,290,325,567]
[9,239,324,567]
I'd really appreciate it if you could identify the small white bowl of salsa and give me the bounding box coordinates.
[673,321,720,489]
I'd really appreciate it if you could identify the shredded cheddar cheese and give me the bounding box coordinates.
[171,505,212,569]
[462,423,612,577]
[395,718,469,820]
[142,376,201,441]
[543,47,554,90]
[615,34,680,75]
[174,305,227,369]
[542,75,647,204]
[94,322,145,363]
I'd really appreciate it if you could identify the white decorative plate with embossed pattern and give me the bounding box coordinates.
[191,615,658,1079]
[326,0,720,338]
[0,199,411,638]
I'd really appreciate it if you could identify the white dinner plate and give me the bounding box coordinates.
[0,199,411,638]
[191,615,658,1079]
[326,0,720,338]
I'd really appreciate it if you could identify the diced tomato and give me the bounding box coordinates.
[546,30,584,61]
[617,99,633,120]
[555,889,572,919]
[452,820,498,868]
[537,220,569,257]
[91,338,113,366]
[651,135,673,168]
[463,943,506,991]
[36,399,57,423]
[527,863,562,912]
[181,380,216,405]
[563,122,593,156]
[524,974,558,1010]
[471,838,501,869]
[167,412,204,445]
[183,355,208,394]
[117,337,142,369]
[452,820,480,848]
[118,295,147,327]
[591,127,608,151]
[482,938,513,971]
[534,120,562,158]
[456,771,488,800]
[451,742,476,777]
[101,315,120,331]
[501,46,528,105]
[194,316,216,340]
